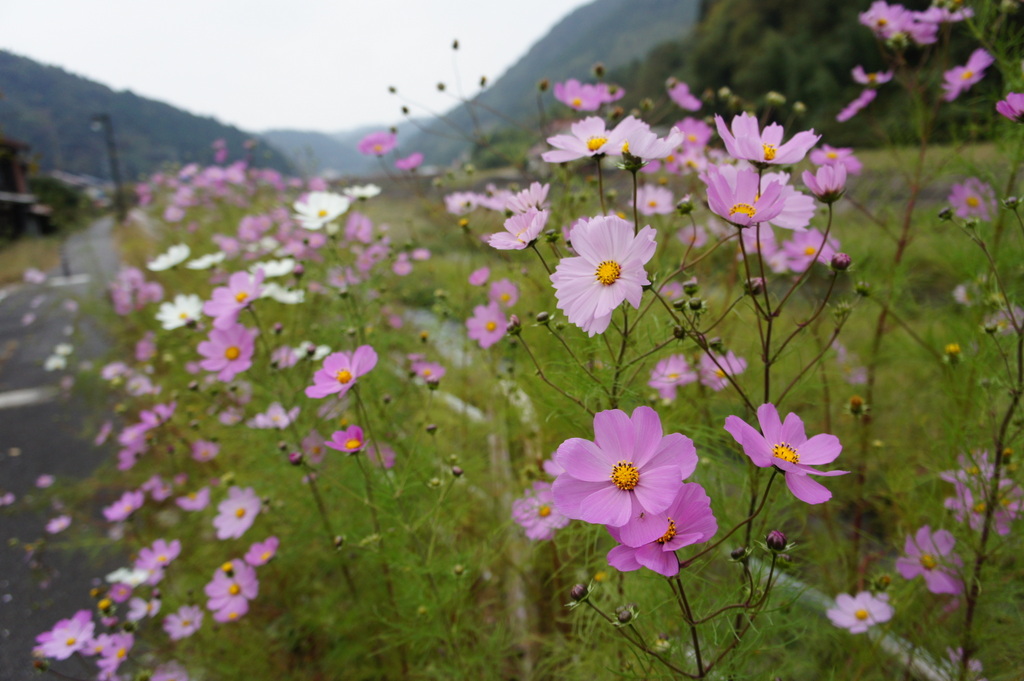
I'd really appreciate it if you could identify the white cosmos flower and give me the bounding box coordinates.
[261,283,305,304]
[343,184,382,200]
[43,355,67,371]
[185,251,226,270]
[147,244,191,271]
[293,191,351,230]
[105,567,152,586]
[295,341,331,361]
[54,343,74,356]
[249,258,295,278]
[155,294,204,330]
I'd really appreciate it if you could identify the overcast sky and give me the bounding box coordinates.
[2,0,594,134]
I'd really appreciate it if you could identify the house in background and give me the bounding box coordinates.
[0,137,51,239]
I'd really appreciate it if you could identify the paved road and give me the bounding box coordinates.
[0,217,121,680]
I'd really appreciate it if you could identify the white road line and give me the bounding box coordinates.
[0,387,59,410]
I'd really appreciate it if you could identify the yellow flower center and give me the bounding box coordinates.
[235,291,248,303]
[229,584,241,595]
[668,372,680,379]
[854,608,869,620]
[804,246,817,256]
[571,97,582,107]
[157,554,167,563]
[966,196,980,207]
[973,502,986,513]
[595,260,622,286]
[500,293,511,302]
[961,70,974,81]
[336,369,353,384]
[65,637,76,646]
[621,141,630,154]
[117,648,126,659]
[919,553,937,570]
[827,151,839,159]
[422,368,432,377]
[762,144,777,161]
[656,518,677,544]
[868,73,878,83]
[261,551,271,561]
[945,343,961,355]
[235,507,246,518]
[610,461,640,491]
[586,136,608,152]
[345,438,362,449]
[98,599,112,610]
[485,321,498,332]
[729,203,756,218]
[687,134,697,142]
[228,611,239,620]
[648,200,658,208]
[772,442,800,464]
[224,346,241,360]
[538,505,552,518]
[318,209,328,217]
[221,562,234,574]
[373,144,383,153]
[714,368,727,378]
[179,312,188,319]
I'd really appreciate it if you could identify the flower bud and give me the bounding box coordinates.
[830,253,852,271]
[452,564,465,576]
[426,423,438,434]
[855,281,871,297]
[793,101,807,115]
[570,583,589,602]
[1003,196,1019,209]
[730,546,747,561]
[334,535,345,549]
[506,315,522,336]
[288,451,303,466]
[766,91,786,107]
[676,196,695,215]
[450,465,464,477]
[938,207,954,221]
[617,609,633,624]
[745,277,765,296]
[682,279,699,296]
[592,62,605,78]
[538,79,549,92]
[536,311,550,324]
[766,530,787,552]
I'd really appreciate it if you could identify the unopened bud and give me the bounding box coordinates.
[676,196,695,215]
[1003,196,1019,209]
[830,253,852,271]
[288,451,303,466]
[682,279,699,296]
[617,609,633,624]
[453,564,465,576]
[592,62,605,78]
[793,101,807,115]
[730,546,747,560]
[570,583,589,601]
[436,82,446,92]
[745,277,765,295]
[766,530,787,552]
[451,465,463,477]
[766,91,786,107]
[536,311,550,324]
[938,207,954,221]
[426,423,438,434]
[538,79,550,92]
[506,315,522,336]
[855,281,871,297]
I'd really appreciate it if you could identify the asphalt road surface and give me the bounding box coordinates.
[0,217,122,680]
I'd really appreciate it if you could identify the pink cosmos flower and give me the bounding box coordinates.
[176,487,210,511]
[395,152,424,170]
[715,112,819,166]
[357,131,397,156]
[103,490,145,522]
[466,302,507,349]
[489,279,519,308]
[468,266,490,286]
[724,403,848,504]
[35,610,94,660]
[203,270,264,329]
[781,228,840,272]
[511,481,570,540]
[197,323,257,382]
[302,430,327,464]
[136,538,182,572]
[552,406,699,546]
[410,358,445,383]
[810,145,862,175]
[942,49,994,102]
[205,559,259,622]
[802,164,848,203]
[542,116,630,162]
[191,440,219,462]
[96,632,133,675]
[489,209,548,250]
[836,89,877,123]
[949,178,996,220]
[305,345,378,399]
[704,165,786,228]
[827,591,893,634]
[245,536,280,566]
[676,117,713,148]
[996,93,1024,123]
[163,605,203,641]
[45,515,71,534]
[648,355,697,400]
[606,482,717,577]
[505,182,550,214]
[213,486,261,540]
[366,442,397,469]
[325,426,366,453]
[247,402,300,429]
[634,185,675,215]
[550,215,656,336]
[851,66,894,88]
[553,79,605,111]
[127,596,161,621]
[667,80,701,111]
[699,351,748,391]
[859,1,936,44]
[895,526,963,594]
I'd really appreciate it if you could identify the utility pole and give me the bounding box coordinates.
[91,113,127,223]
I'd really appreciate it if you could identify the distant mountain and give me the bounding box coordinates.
[407,0,702,165]
[0,50,293,180]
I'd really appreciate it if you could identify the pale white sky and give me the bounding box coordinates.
[2,0,594,133]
